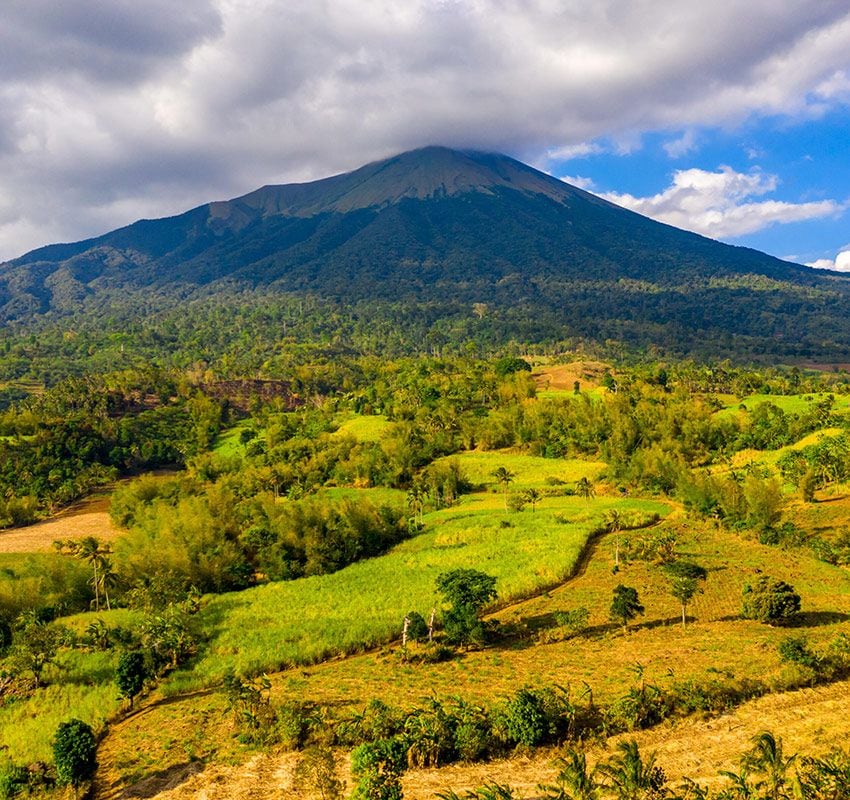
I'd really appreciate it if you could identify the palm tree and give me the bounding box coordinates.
[597,739,664,800]
[541,749,600,800]
[492,467,516,511]
[742,731,795,800]
[576,477,595,504]
[54,536,113,612]
[524,488,541,513]
[604,509,624,567]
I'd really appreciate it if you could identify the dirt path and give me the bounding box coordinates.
[0,493,119,552]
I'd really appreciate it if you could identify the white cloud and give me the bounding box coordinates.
[1,1,850,259]
[545,143,604,161]
[807,249,850,271]
[664,130,698,158]
[560,175,595,190]
[600,166,844,238]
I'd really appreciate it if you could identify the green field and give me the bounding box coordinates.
[332,413,392,442]
[167,492,668,693]
[717,392,850,418]
[433,450,605,489]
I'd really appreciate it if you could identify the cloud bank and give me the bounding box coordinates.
[1,1,850,259]
[808,250,850,272]
[600,167,844,238]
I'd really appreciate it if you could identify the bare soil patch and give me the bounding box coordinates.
[0,494,118,552]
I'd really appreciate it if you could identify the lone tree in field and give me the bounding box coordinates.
[54,536,113,611]
[435,568,498,647]
[53,718,97,792]
[523,488,542,513]
[576,477,595,503]
[664,561,708,628]
[116,651,148,709]
[742,576,801,626]
[492,467,516,511]
[610,585,644,631]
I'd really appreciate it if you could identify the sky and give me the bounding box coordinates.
[1,1,849,269]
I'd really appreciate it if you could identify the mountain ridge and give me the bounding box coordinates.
[1,145,849,359]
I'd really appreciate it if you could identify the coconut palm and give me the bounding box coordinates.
[524,488,542,513]
[597,739,665,800]
[742,731,795,800]
[492,467,516,511]
[54,536,113,612]
[576,477,595,503]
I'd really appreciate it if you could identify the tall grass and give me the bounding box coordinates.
[0,650,118,763]
[168,494,668,693]
[433,451,605,489]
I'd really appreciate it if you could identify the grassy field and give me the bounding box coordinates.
[90,511,850,798]
[211,418,255,456]
[332,413,392,442]
[168,491,668,693]
[0,650,120,763]
[717,392,850,418]
[434,450,605,489]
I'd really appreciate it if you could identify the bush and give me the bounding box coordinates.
[742,577,801,625]
[116,651,148,709]
[351,738,406,800]
[499,689,546,747]
[404,611,429,643]
[53,719,97,788]
[778,635,819,669]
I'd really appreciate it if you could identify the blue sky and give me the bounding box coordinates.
[0,1,848,269]
[547,107,850,267]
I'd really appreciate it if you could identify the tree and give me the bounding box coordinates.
[12,621,64,687]
[294,746,345,800]
[116,651,148,709]
[53,719,97,791]
[435,569,498,647]
[597,739,665,800]
[742,577,801,625]
[663,561,707,628]
[523,488,541,513]
[576,477,595,503]
[54,536,113,612]
[492,467,516,511]
[542,749,600,800]
[609,585,644,631]
[604,510,624,569]
[351,738,406,800]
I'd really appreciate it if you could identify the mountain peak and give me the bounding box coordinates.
[211,146,579,223]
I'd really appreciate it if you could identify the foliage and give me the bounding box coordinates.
[436,569,498,647]
[115,651,148,708]
[53,718,97,787]
[742,577,801,626]
[351,738,406,800]
[609,586,645,630]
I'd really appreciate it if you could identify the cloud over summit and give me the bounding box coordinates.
[1,1,849,260]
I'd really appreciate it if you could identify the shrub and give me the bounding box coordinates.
[351,738,406,800]
[500,689,546,747]
[778,635,819,669]
[742,577,801,625]
[404,611,429,643]
[53,719,97,788]
[116,651,148,709]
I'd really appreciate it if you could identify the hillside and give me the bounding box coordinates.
[2,146,850,359]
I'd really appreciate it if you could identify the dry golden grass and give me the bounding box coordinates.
[0,493,119,553]
[93,678,850,800]
[532,361,609,393]
[91,513,850,800]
